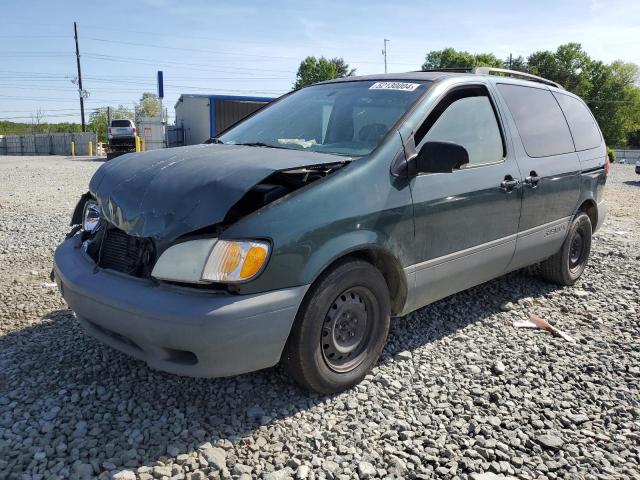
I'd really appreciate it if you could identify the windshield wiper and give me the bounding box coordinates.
[235,142,287,149]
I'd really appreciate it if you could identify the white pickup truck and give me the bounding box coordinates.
[107,119,137,160]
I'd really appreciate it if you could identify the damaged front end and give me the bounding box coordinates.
[68,144,348,287]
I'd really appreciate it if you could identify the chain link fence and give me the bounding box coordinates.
[0,133,98,156]
[614,149,640,164]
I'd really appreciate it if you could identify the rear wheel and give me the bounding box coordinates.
[282,259,390,394]
[540,212,592,285]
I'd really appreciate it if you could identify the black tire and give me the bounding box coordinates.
[282,259,391,394]
[540,212,592,286]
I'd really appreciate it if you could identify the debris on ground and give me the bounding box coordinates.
[513,314,577,344]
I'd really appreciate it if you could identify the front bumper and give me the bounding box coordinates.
[53,236,308,377]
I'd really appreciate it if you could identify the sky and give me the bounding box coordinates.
[1,0,639,125]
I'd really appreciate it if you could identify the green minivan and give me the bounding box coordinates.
[54,69,608,393]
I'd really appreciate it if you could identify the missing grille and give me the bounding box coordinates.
[97,227,156,278]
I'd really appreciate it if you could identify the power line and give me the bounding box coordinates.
[0,76,289,88]
[0,53,74,58]
[77,24,425,66]
[0,113,83,120]
[82,37,418,66]
[0,35,70,38]
[82,53,298,74]
[83,36,302,61]
[0,95,141,102]
[0,75,289,84]
[78,23,365,52]
[0,107,83,113]
[0,83,289,95]
[0,84,155,93]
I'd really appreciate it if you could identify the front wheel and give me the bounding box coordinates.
[540,212,592,285]
[282,259,390,394]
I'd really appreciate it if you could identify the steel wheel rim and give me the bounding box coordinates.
[569,231,585,270]
[321,287,375,373]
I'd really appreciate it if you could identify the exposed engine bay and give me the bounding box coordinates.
[224,162,346,224]
[71,160,347,284]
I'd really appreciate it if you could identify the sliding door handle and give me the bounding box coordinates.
[524,171,540,188]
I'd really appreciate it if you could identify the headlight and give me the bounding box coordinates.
[151,239,270,284]
[202,240,269,282]
[82,200,100,232]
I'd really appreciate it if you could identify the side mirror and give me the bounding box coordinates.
[412,141,469,174]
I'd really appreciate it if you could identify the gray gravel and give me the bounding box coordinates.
[1,156,639,480]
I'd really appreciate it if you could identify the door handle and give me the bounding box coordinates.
[524,171,540,188]
[500,175,520,193]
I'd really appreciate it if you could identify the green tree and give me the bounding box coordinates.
[88,105,134,143]
[0,119,81,135]
[422,43,640,146]
[421,48,502,70]
[587,61,640,146]
[528,44,640,145]
[528,43,592,96]
[330,57,356,78]
[627,129,640,147]
[135,92,161,118]
[293,56,354,89]
[505,55,527,72]
[47,122,82,134]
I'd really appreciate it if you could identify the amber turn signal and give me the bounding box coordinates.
[202,240,270,282]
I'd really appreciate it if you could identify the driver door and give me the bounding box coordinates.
[406,83,522,309]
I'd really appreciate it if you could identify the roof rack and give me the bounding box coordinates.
[420,67,474,73]
[472,67,563,89]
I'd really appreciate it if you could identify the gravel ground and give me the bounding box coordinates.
[0,156,638,480]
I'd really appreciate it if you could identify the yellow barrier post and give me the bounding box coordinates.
[135,136,141,152]
[88,141,93,157]
[140,137,145,152]
[71,142,75,158]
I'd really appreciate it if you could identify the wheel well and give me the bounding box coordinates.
[577,199,597,231]
[317,248,408,316]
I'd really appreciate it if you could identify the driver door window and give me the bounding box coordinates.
[417,92,504,166]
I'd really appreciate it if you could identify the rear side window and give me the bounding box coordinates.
[110,120,131,127]
[497,84,574,158]
[552,92,601,151]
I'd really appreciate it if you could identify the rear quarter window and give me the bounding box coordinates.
[497,83,575,158]
[552,92,601,151]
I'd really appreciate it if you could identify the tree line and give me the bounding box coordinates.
[294,44,640,148]
[0,93,162,143]
[0,121,82,136]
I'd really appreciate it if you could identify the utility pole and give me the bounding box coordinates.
[107,106,111,125]
[508,53,513,69]
[382,38,389,74]
[74,21,86,132]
